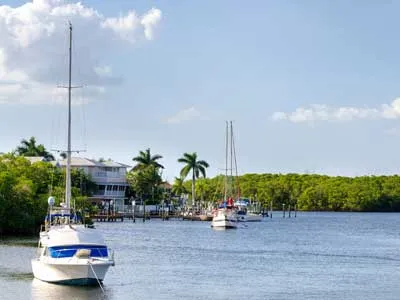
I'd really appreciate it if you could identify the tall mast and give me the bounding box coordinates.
[224,121,228,201]
[230,121,233,198]
[65,22,72,210]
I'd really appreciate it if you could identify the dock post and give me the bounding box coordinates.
[270,201,273,218]
[132,199,136,223]
[143,202,146,223]
[294,204,297,218]
[288,204,291,218]
[282,203,285,218]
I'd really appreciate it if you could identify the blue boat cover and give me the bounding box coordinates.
[48,245,108,258]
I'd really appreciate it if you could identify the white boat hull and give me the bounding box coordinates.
[237,213,263,222]
[31,257,113,285]
[211,210,238,229]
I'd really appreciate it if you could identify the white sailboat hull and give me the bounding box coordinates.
[31,257,113,285]
[211,209,238,229]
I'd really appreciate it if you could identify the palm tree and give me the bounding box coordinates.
[16,136,55,161]
[132,148,164,170]
[131,148,164,204]
[178,152,209,207]
[172,177,187,199]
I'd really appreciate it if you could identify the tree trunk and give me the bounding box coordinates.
[192,170,196,207]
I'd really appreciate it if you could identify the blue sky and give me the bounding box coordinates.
[1,0,400,181]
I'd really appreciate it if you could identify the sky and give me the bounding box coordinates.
[1,0,400,181]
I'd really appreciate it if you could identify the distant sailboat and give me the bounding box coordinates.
[211,121,238,229]
[31,22,115,285]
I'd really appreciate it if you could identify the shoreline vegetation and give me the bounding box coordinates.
[1,137,400,235]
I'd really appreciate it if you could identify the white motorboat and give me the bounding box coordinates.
[235,199,263,222]
[32,212,114,285]
[238,212,263,222]
[31,22,114,285]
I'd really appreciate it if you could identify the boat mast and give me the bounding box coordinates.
[224,121,228,201]
[65,22,72,210]
[230,121,233,199]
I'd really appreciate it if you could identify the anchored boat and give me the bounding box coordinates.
[211,121,239,229]
[31,22,114,285]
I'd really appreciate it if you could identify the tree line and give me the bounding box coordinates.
[2,136,400,235]
[127,147,400,213]
[179,173,400,212]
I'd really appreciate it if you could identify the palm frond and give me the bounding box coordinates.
[154,162,164,169]
[180,165,192,179]
[198,165,207,178]
[151,154,163,161]
[177,157,190,164]
[183,152,196,162]
[197,160,210,168]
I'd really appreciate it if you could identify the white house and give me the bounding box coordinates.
[23,156,129,213]
[54,157,130,212]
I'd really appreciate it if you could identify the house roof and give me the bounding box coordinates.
[25,156,47,163]
[51,157,131,168]
[159,182,172,189]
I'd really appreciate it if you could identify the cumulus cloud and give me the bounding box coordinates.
[0,0,162,105]
[271,98,400,123]
[165,107,204,124]
[102,8,161,42]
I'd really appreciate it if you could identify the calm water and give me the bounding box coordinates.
[1,212,400,300]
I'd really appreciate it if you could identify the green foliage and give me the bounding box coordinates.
[129,148,164,204]
[177,152,209,204]
[132,148,164,170]
[15,136,55,161]
[0,155,97,236]
[185,173,400,212]
[171,177,187,197]
[127,164,163,203]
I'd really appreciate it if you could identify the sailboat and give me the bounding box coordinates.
[211,121,238,229]
[31,23,115,285]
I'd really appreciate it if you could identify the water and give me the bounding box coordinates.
[1,212,400,300]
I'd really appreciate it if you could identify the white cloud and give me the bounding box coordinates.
[0,0,162,105]
[101,8,161,42]
[140,8,162,40]
[271,98,400,123]
[165,107,203,124]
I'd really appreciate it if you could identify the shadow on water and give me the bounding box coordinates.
[0,237,38,248]
[31,279,110,300]
[0,270,34,281]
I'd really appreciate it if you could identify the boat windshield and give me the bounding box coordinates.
[48,245,108,258]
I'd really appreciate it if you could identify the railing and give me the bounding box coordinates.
[93,172,124,179]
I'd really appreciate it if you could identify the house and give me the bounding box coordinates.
[53,157,130,212]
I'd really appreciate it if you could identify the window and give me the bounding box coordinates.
[99,185,105,191]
